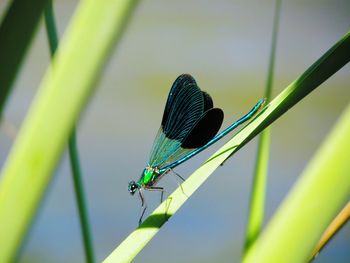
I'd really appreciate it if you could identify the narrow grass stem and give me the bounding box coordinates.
[243,0,281,253]
[68,130,95,263]
[44,2,95,262]
[44,1,58,54]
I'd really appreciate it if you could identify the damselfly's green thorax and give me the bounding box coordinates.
[128,166,161,195]
[141,166,161,186]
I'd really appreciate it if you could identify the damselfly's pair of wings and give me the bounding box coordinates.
[148,74,224,169]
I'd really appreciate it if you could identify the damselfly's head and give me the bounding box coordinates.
[128,181,139,195]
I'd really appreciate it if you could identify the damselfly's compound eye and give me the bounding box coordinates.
[128,181,138,195]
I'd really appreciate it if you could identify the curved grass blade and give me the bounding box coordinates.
[0,0,48,116]
[310,201,350,261]
[103,31,350,263]
[0,0,139,261]
[243,0,281,253]
[243,102,350,263]
[44,2,95,262]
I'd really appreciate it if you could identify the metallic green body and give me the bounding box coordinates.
[137,167,160,187]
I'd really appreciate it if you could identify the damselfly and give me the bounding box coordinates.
[128,74,265,224]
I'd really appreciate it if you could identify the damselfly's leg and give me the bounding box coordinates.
[148,186,165,204]
[168,169,188,196]
[148,186,171,221]
[169,168,185,181]
[138,189,147,226]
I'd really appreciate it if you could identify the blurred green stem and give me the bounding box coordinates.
[44,1,58,54]
[68,130,95,263]
[44,2,95,263]
[243,0,281,253]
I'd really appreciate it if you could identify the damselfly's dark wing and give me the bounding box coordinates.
[181,108,223,148]
[148,74,224,169]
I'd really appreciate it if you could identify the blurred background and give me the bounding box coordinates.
[0,0,349,262]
